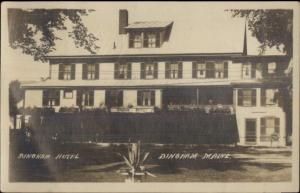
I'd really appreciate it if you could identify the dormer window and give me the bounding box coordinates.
[133,33,142,48]
[147,33,156,48]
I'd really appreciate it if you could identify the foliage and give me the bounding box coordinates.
[118,141,155,182]
[9,80,24,116]
[229,9,293,56]
[7,9,100,62]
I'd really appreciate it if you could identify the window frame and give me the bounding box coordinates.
[63,90,73,99]
[43,90,60,107]
[238,89,257,107]
[63,64,72,80]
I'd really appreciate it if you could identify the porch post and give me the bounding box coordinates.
[196,88,199,105]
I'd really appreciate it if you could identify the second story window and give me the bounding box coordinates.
[215,63,225,78]
[261,88,278,106]
[166,62,182,79]
[268,62,276,74]
[238,89,256,107]
[194,61,228,79]
[242,62,256,79]
[82,64,99,80]
[193,62,206,78]
[115,63,131,79]
[141,62,158,79]
[59,64,75,80]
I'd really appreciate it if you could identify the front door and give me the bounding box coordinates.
[245,119,257,144]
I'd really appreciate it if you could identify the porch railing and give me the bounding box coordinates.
[167,104,235,114]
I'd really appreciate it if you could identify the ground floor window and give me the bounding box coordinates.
[77,90,94,106]
[260,117,280,142]
[105,90,123,107]
[42,90,60,106]
[137,90,155,106]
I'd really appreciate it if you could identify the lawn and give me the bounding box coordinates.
[10,141,292,182]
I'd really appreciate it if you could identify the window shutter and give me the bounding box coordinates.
[261,88,266,106]
[151,91,155,106]
[127,63,131,79]
[143,33,148,48]
[82,64,87,80]
[89,90,94,106]
[260,118,266,136]
[137,91,142,106]
[155,32,160,48]
[251,89,256,106]
[275,118,280,134]
[55,90,60,106]
[71,64,75,80]
[95,64,99,79]
[251,63,256,78]
[114,63,118,79]
[165,62,170,79]
[224,61,228,78]
[42,90,48,106]
[192,62,197,78]
[118,91,123,106]
[76,90,82,106]
[154,62,158,79]
[178,62,183,79]
[238,90,243,106]
[129,33,134,48]
[140,63,145,79]
[58,64,63,80]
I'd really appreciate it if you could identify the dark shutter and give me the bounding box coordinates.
[129,33,134,48]
[275,118,280,134]
[71,64,75,80]
[140,63,145,79]
[95,64,99,79]
[127,63,131,79]
[251,89,256,106]
[224,61,228,78]
[82,64,87,80]
[251,63,256,78]
[58,64,63,80]
[261,88,266,106]
[192,62,197,78]
[114,63,119,79]
[154,62,158,79]
[165,62,170,79]
[178,62,183,79]
[262,63,268,78]
[118,90,123,106]
[76,90,82,106]
[55,90,60,106]
[261,118,266,136]
[42,90,48,106]
[151,91,155,106]
[137,91,142,106]
[155,32,160,48]
[143,33,148,48]
[238,90,243,106]
[89,90,94,106]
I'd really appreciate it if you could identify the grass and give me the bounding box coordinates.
[10,142,292,182]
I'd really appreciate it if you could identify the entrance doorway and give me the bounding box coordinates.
[245,119,257,144]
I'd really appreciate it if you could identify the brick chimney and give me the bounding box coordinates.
[119,9,128,35]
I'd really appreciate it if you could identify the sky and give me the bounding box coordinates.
[3,2,286,82]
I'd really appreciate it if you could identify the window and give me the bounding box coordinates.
[115,63,131,79]
[137,90,155,106]
[105,90,123,107]
[215,63,224,78]
[195,63,206,78]
[260,117,280,142]
[63,90,73,99]
[43,90,60,106]
[133,33,142,48]
[261,88,278,106]
[59,64,75,80]
[147,33,156,48]
[82,64,99,80]
[141,63,158,79]
[77,90,94,106]
[238,89,256,106]
[242,63,256,79]
[166,62,182,79]
[268,62,276,74]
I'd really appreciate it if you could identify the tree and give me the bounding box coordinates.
[230,9,293,56]
[9,80,24,129]
[8,9,100,62]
